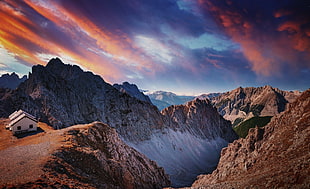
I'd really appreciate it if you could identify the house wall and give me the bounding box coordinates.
[11,117,37,134]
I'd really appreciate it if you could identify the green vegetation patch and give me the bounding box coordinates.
[232,117,244,127]
[233,116,272,138]
[250,104,265,116]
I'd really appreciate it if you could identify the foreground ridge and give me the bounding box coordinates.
[1,122,170,188]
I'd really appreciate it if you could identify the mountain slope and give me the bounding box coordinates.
[191,89,310,188]
[0,122,170,188]
[210,86,301,124]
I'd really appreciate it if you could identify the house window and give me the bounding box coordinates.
[29,124,33,129]
[17,126,21,130]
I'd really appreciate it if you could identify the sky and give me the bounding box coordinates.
[0,0,309,95]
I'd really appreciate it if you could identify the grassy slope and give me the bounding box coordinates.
[233,116,272,138]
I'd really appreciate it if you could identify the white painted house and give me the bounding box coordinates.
[7,110,38,135]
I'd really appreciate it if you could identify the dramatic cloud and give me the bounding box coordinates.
[198,0,310,77]
[0,0,309,94]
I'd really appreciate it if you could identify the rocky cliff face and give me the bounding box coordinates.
[3,122,170,189]
[113,82,152,104]
[162,99,237,141]
[191,89,310,188]
[0,72,27,89]
[0,58,238,187]
[210,86,301,125]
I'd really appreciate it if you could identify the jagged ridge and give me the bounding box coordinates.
[191,89,310,188]
[210,86,301,124]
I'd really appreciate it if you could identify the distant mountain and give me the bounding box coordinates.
[0,58,238,187]
[210,86,301,125]
[113,81,152,103]
[0,72,27,89]
[191,89,310,188]
[147,91,195,110]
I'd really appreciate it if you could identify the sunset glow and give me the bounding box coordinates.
[0,0,309,94]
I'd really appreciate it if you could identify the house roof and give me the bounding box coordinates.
[9,110,23,120]
[9,110,37,127]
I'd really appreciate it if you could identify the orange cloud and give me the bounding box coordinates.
[278,21,310,52]
[23,0,159,74]
[198,0,310,77]
[274,9,292,18]
[0,0,166,84]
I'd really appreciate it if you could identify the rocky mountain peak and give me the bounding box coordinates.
[43,57,85,80]
[210,86,301,124]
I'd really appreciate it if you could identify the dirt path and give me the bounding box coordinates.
[0,121,66,185]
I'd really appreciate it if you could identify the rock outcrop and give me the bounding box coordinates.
[0,72,27,89]
[113,82,152,104]
[191,89,310,188]
[2,122,170,189]
[210,86,301,125]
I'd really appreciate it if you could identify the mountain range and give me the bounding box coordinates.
[0,58,237,187]
[145,87,300,138]
[0,58,307,188]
